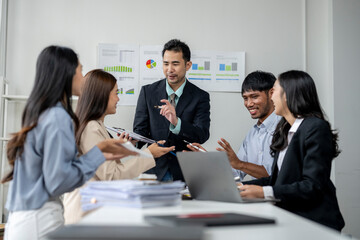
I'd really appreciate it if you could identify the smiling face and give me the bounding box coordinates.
[242,89,274,124]
[104,83,119,116]
[162,50,192,91]
[271,80,288,117]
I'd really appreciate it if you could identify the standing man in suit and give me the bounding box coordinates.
[133,39,210,181]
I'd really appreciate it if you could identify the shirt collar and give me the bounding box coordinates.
[289,118,304,133]
[166,78,187,98]
[255,111,278,131]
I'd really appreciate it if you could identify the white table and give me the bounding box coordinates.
[79,200,349,240]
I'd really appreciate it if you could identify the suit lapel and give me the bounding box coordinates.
[273,123,304,184]
[270,152,279,185]
[156,79,168,101]
[97,120,111,139]
[155,79,170,127]
[176,81,193,117]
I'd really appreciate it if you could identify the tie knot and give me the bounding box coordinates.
[170,93,176,100]
[169,93,176,107]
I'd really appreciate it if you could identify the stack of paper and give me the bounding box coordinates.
[80,180,185,211]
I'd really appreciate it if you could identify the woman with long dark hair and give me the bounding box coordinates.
[63,69,174,224]
[3,46,137,240]
[239,70,345,231]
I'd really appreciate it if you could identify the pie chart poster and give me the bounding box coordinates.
[139,45,164,87]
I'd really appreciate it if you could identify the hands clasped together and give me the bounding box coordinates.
[238,184,264,199]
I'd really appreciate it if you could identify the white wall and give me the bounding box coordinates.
[5,0,305,152]
[305,0,334,122]
[3,0,360,237]
[333,0,360,237]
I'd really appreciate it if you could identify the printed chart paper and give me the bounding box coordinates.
[187,50,245,92]
[98,44,139,105]
[99,44,246,105]
[139,45,164,87]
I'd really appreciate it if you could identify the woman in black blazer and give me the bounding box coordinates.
[239,70,345,231]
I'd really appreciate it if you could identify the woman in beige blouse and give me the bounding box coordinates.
[63,69,174,224]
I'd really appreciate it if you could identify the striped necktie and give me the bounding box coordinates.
[169,93,176,108]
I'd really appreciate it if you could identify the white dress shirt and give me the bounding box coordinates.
[263,118,304,199]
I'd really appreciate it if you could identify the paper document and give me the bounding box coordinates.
[121,141,153,159]
[136,173,157,180]
[106,126,155,144]
[98,44,139,106]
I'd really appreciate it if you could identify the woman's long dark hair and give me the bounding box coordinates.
[270,70,340,158]
[3,46,79,183]
[75,69,117,149]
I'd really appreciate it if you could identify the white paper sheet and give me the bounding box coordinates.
[98,44,139,105]
[139,45,164,87]
[187,50,245,92]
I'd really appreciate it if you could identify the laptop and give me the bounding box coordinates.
[177,151,276,203]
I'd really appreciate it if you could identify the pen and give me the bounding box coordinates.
[157,142,177,157]
[154,105,165,109]
[183,140,206,152]
[112,126,126,131]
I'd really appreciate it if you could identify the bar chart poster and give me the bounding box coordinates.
[187,50,213,90]
[187,50,245,92]
[139,45,164,87]
[98,44,139,105]
[214,51,245,92]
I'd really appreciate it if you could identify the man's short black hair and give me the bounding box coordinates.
[241,71,276,94]
[162,39,191,62]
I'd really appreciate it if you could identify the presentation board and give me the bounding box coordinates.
[98,43,245,105]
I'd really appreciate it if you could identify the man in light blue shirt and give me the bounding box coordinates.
[216,71,280,181]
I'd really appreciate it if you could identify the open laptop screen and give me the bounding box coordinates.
[177,151,244,203]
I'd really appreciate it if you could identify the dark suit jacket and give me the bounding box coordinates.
[245,117,345,231]
[133,79,210,181]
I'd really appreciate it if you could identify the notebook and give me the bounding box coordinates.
[145,212,275,227]
[48,225,203,240]
[177,151,278,203]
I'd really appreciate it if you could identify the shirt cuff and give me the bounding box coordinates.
[170,118,181,135]
[263,186,275,200]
